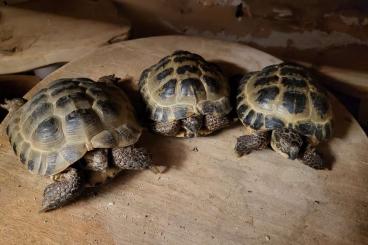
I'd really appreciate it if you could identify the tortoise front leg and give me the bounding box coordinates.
[152,120,181,136]
[235,131,269,157]
[204,114,230,133]
[1,98,27,112]
[300,146,324,169]
[112,146,152,170]
[40,168,84,212]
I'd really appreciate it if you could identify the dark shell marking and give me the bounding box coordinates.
[56,92,91,109]
[296,121,316,136]
[155,57,171,71]
[139,50,231,123]
[280,66,308,78]
[152,107,172,122]
[156,68,174,81]
[173,106,189,119]
[180,78,205,97]
[7,78,140,176]
[311,92,329,118]
[265,116,285,129]
[256,86,280,106]
[257,64,278,77]
[282,91,307,114]
[243,109,255,125]
[254,75,278,87]
[203,76,220,93]
[176,65,199,74]
[252,113,264,129]
[158,79,177,99]
[281,77,307,88]
[236,63,332,140]
[32,117,64,148]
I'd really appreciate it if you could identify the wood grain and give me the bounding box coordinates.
[0,0,130,74]
[0,36,367,245]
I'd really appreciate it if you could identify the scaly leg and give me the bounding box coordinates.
[152,120,181,136]
[1,98,26,112]
[235,131,269,157]
[204,114,230,133]
[41,168,83,212]
[300,146,324,169]
[112,146,152,170]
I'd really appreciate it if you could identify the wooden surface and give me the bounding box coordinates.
[0,0,130,74]
[0,74,41,120]
[1,36,367,245]
[316,66,368,131]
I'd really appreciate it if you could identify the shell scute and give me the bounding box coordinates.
[7,78,141,176]
[139,50,231,122]
[237,63,333,141]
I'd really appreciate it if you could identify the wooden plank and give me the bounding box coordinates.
[0,74,40,120]
[0,0,130,74]
[0,36,367,245]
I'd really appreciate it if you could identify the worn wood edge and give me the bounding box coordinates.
[0,1,131,74]
[0,35,367,245]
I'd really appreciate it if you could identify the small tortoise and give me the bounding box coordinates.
[139,50,232,137]
[235,63,333,169]
[1,76,152,211]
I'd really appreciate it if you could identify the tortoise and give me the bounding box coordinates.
[1,76,152,211]
[235,63,333,169]
[139,50,232,137]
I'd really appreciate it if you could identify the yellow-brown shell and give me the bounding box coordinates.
[237,63,333,142]
[6,78,141,176]
[139,50,231,123]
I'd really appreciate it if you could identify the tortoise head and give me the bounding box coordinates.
[271,128,303,160]
[182,115,203,137]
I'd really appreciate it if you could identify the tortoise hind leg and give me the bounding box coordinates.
[112,146,152,170]
[152,120,181,136]
[204,114,230,133]
[300,146,325,169]
[40,168,84,212]
[235,131,270,157]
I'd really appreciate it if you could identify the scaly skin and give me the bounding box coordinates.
[152,120,181,136]
[182,115,203,137]
[41,168,83,212]
[204,114,230,132]
[300,147,324,169]
[1,98,27,112]
[235,131,270,156]
[112,146,152,170]
[84,149,108,171]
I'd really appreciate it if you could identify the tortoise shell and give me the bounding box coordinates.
[139,50,231,123]
[236,63,333,141]
[6,78,141,176]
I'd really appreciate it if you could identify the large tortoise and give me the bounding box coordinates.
[139,50,232,137]
[235,63,333,169]
[1,76,152,211]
